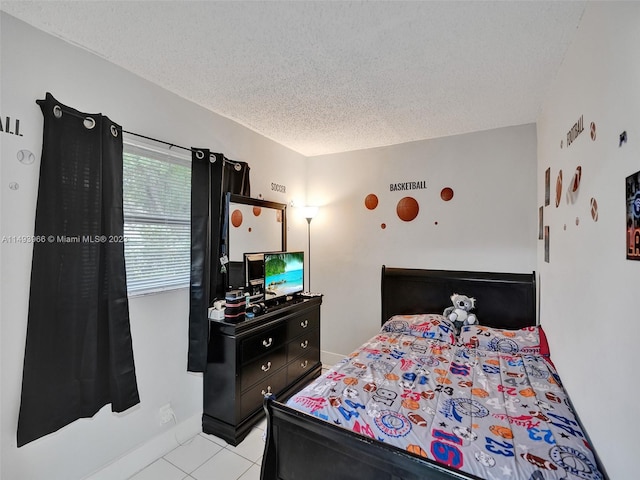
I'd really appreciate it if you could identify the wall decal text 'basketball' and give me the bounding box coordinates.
[390,181,426,192]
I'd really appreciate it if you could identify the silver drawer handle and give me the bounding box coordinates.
[300,340,309,349]
[300,320,308,328]
[300,360,309,369]
[261,386,272,396]
[261,361,272,372]
[262,337,273,348]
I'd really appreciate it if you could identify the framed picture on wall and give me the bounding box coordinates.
[544,226,550,263]
[626,170,640,260]
[545,168,551,207]
[538,206,544,240]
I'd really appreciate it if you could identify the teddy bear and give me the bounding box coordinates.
[443,293,479,333]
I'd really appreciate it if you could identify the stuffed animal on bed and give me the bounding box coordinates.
[443,293,478,333]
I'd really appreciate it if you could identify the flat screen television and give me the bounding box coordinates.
[264,251,304,301]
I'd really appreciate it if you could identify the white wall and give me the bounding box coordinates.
[537,3,640,479]
[308,125,537,360]
[0,14,307,480]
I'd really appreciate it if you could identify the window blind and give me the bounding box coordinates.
[122,138,191,295]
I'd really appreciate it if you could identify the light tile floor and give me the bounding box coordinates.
[129,418,267,480]
[130,367,331,480]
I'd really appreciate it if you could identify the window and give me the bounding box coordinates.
[122,137,191,295]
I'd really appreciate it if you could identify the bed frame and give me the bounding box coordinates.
[260,267,540,480]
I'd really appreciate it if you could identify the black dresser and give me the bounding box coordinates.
[202,296,322,445]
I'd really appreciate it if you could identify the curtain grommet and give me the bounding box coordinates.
[110,125,119,137]
[196,150,205,160]
[83,117,96,130]
[210,154,217,163]
[53,105,63,119]
[234,163,242,171]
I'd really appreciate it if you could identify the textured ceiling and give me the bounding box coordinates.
[2,1,585,157]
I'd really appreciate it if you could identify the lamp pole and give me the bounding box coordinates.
[302,206,318,293]
[306,216,312,292]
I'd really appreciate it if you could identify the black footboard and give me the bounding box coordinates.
[261,395,481,480]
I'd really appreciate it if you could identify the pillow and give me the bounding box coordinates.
[459,324,550,356]
[382,314,457,344]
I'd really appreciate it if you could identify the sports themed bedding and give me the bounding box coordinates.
[286,314,603,480]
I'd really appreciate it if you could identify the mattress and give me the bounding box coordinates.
[286,314,603,480]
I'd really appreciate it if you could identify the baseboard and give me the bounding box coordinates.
[320,349,345,368]
[84,413,201,480]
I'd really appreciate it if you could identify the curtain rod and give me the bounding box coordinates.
[122,129,235,164]
[40,97,236,164]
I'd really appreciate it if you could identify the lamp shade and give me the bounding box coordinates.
[302,206,319,220]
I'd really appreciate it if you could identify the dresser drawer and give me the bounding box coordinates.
[287,328,320,363]
[240,346,287,392]
[240,323,287,364]
[287,350,320,383]
[287,308,320,338]
[240,368,287,419]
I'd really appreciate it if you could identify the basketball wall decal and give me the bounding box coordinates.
[365,193,379,210]
[590,198,598,221]
[253,206,262,216]
[231,209,243,227]
[590,122,596,141]
[440,187,454,201]
[381,223,386,229]
[555,170,563,207]
[397,197,419,222]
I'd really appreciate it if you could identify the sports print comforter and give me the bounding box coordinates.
[286,315,603,480]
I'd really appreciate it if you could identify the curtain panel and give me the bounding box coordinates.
[17,93,140,447]
[188,152,249,372]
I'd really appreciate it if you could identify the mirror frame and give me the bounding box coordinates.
[225,192,287,271]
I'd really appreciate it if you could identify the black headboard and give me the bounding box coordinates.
[381,266,536,330]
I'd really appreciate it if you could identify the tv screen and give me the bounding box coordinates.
[264,251,304,300]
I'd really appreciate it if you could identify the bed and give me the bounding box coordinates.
[260,266,608,480]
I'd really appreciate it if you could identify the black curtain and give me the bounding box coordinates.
[188,152,249,372]
[17,93,140,447]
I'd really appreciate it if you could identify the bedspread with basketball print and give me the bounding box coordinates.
[286,331,603,480]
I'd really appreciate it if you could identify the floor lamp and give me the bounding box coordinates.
[303,206,318,292]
